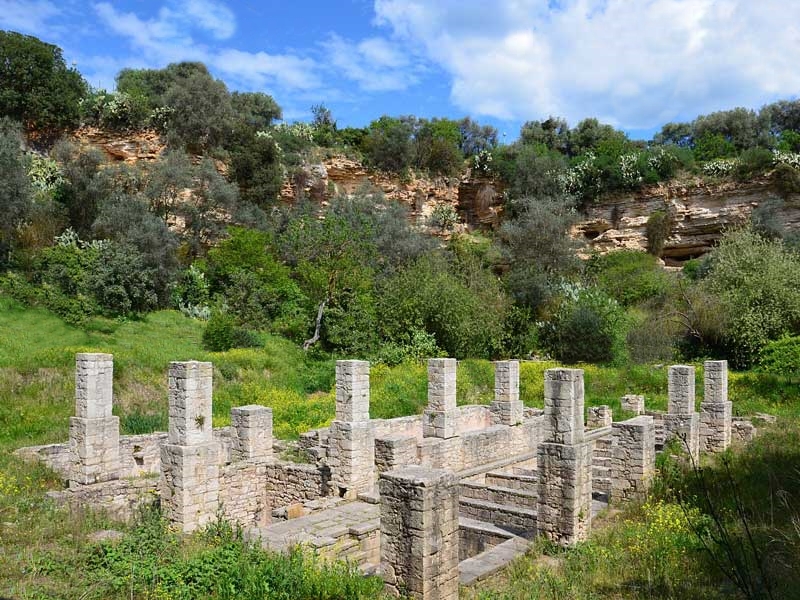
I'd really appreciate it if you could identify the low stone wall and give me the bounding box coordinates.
[459,520,514,561]
[220,461,269,527]
[47,475,158,521]
[264,461,333,508]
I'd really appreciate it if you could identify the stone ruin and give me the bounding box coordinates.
[15,355,757,599]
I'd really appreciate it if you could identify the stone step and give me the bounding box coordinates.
[593,455,612,465]
[484,471,538,494]
[593,465,611,477]
[459,536,531,586]
[459,497,537,536]
[460,482,537,509]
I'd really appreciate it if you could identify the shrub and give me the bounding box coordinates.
[0,118,32,267]
[539,285,629,364]
[428,204,459,233]
[202,311,261,352]
[772,163,800,197]
[760,336,800,376]
[734,147,774,180]
[588,250,671,306]
[645,209,673,256]
[362,115,414,172]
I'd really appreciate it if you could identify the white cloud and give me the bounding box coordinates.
[322,34,420,92]
[373,0,800,128]
[0,0,60,35]
[92,2,319,93]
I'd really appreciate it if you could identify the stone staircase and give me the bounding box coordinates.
[592,437,614,496]
[458,478,538,536]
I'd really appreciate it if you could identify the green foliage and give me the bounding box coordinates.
[413,117,463,175]
[588,250,670,306]
[202,311,260,352]
[734,147,774,180]
[428,203,459,233]
[645,209,673,256]
[693,132,737,161]
[772,163,800,198]
[540,285,629,364]
[458,117,498,156]
[180,158,239,257]
[0,118,32,267]
[0,31,86,136]
[362,115,415,172]
[759,336,800,376]
[228,129,283,207]
[79,88,149,130]
[162,69,233,152]
[703,228,800,368]
[498,196,582,313]
[230,91,281,129]
[51,139,107,237]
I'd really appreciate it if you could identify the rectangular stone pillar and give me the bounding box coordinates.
[612,416,656,502]
[231,405,273,461]
[587,405,612,429]
[537,369,592,546]
[423,358,458,439]
[380,466,459,600]
[700,360,732,453]
[665,365,700,462]
[160,361,219,533]
[621,394,645,415]
[328,360,374,499]
[490,360,523,426]
[69,353,120,486]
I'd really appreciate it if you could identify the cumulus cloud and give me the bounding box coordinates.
[322,34,420,92]
[373,0,800,128]
[92,2,318,93]
[0,0,61,36]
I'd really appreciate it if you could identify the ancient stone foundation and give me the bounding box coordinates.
[537,368,592,545]
[160,361,220,533]
[700,360,732,453]
[491,360,523,426]
[380,466,459,600]
[328,360,375,498]
[69,353,120,486]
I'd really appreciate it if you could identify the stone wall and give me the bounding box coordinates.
[611,416,656,502]
[47,476,158,522]
[700,360,732,453]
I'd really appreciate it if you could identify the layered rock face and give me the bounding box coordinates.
[574,176,799,263]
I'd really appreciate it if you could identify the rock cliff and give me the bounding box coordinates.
[575,176,800,264]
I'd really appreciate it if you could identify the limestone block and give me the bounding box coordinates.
[427,358,457,412]
[75,353,114,419]
[663,412,700,463]
[668,365,695,415]
[380,466,459,600]
[160,441,220,533]
[543,369,585,445]
[700,401,732,453]
[335,360,370,422]
[168,361,213,446]
[68,416,121,485]
[375,435,419,473]
[328,420,375,498]
[418,436,463,472]
[231,405,273,461]
[621,394,645,415]
[587,405,612,429]
[422,408,459,439]
[536,440,593,546]
[703,360,728,404]
[611,416,655,502]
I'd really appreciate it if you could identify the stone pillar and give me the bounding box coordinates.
[380,466,459,600]
[587,405,612,429]
[328,360,374,499]
[160,361,220,533]
[423,359,458,439]
[664,365,700,462]
[621,394,645,415]
[490,360,523,426]
[231,405,273,461]
[69,353,120,486]
[537,369,592,545]
[700,360,732,453]
[611,416,656,502]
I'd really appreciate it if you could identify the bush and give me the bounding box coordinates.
[202,311,261,352]
[734,147,774,180]
[539,285,629,364]
[645,209,673,256]
[588,250,671,306]
[760,336,800,376]
[772,163,800,198]
[362,115,414,172]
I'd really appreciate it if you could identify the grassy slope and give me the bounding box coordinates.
[1,295,799,598]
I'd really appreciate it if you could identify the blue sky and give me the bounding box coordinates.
[3,0,800,141]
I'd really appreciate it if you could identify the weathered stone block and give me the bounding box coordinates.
[335,360,370,422]
[168,361,213,446]
[375,435,419,473]
[621,394,645,415]
[231,405,273,461]
[663,412,700,463]
[427,358,457,412]
[68,416,121,485]
[75,353,114,419]
[587,405,612,429]
[668,365,695,415]
[328,420,374,498]
[160,441,220,533]
[611,416,655,502]
[703,360,728,405]
[490,360,523,426]
[700,401,732,453]
[422,408,459,439]
[380,466,459,600]
[543,368,585,445]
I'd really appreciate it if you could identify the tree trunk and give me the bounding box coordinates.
[303,298,327,351]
